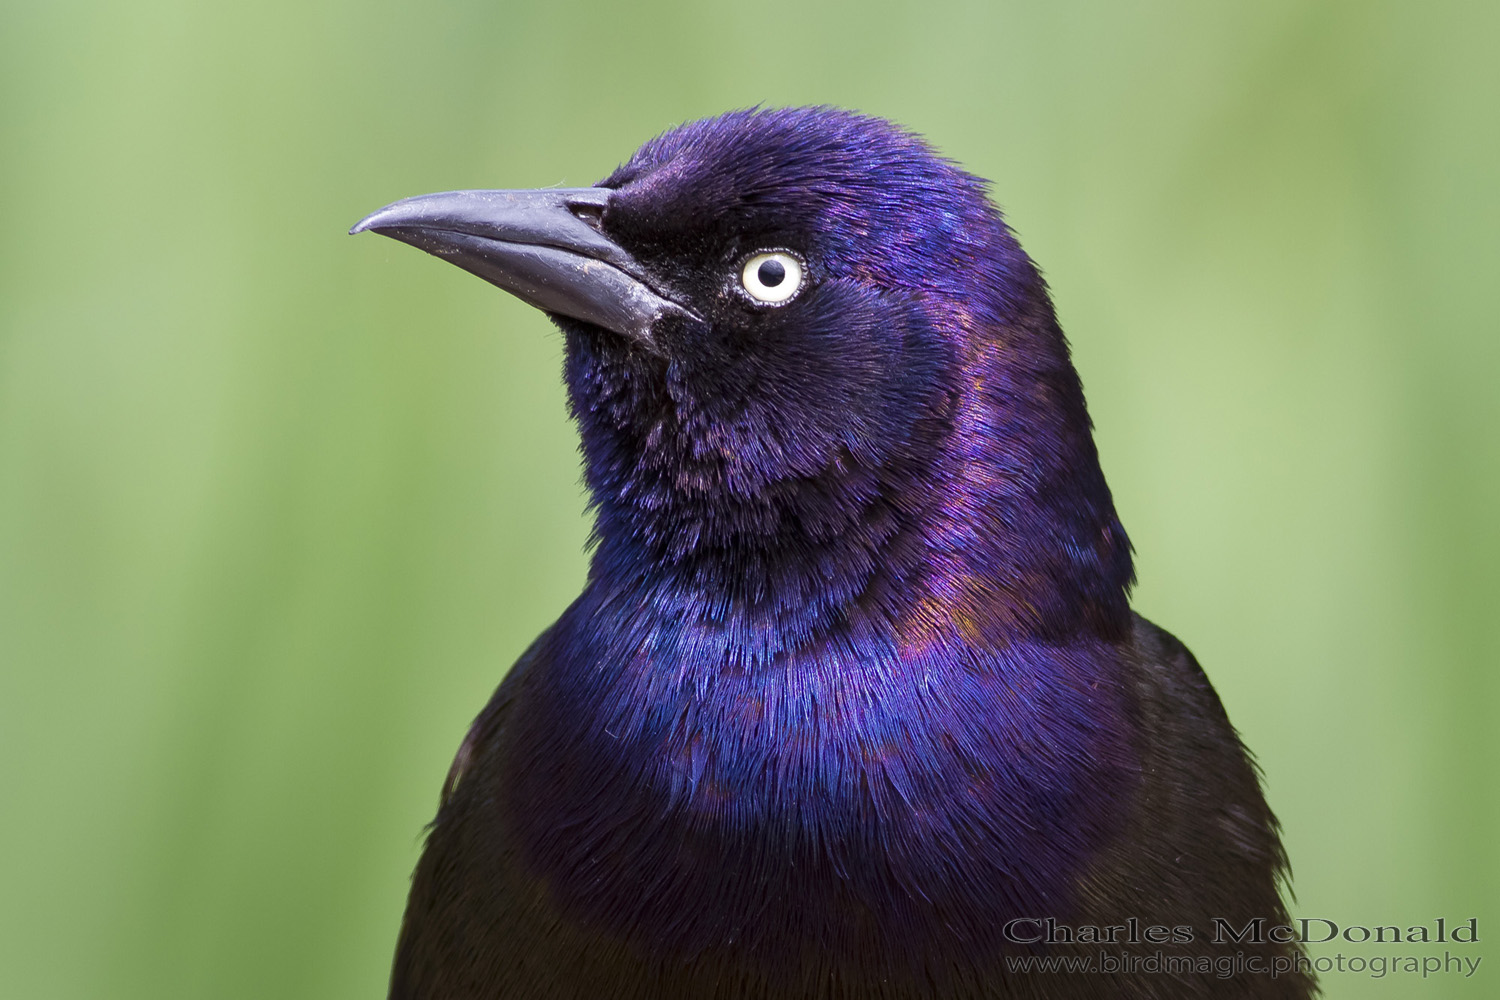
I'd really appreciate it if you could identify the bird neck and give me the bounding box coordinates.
[569,304,1134,661]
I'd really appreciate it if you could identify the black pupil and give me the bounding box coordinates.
[757,258,786,287]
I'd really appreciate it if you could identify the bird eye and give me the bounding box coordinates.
[740,252,804,305]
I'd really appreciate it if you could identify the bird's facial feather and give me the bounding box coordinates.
[565,108,1016,505]
[598,106,1017,301]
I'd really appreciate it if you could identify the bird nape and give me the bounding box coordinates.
[352,107,1313,999]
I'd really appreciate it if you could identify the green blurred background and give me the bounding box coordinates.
[2,1,1495,997]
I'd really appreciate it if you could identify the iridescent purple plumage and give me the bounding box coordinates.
[361,107,1312,999]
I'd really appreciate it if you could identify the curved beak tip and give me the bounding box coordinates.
[348,209,389,236]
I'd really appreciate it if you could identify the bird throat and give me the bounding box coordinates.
[569,352,1134,663]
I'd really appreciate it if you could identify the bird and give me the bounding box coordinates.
[352,106,1314,999]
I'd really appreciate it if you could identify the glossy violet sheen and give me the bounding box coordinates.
[381,106,1306,999]
[506,108,1140,970]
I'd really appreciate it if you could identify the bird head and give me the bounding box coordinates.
[354,107,1133,644]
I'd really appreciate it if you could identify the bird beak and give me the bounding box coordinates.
[350,188,692,350]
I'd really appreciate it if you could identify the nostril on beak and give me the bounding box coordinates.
[570,201,606,233]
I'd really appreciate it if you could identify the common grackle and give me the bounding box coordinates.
[353,107,1313,999]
